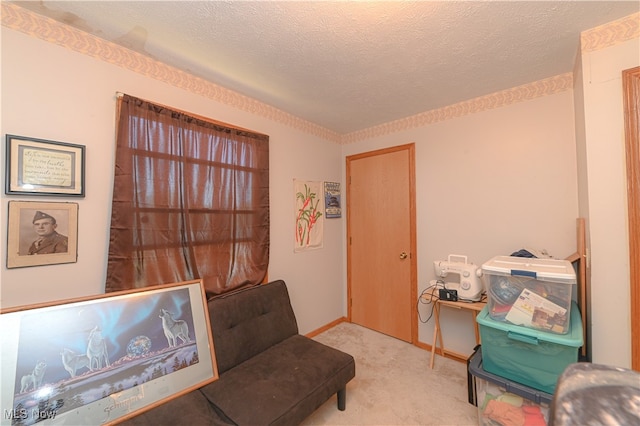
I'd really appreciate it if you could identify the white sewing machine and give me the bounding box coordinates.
[433,254,484,301]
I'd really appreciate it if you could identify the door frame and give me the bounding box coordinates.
[346,143,418,344]
[623,66,639,371]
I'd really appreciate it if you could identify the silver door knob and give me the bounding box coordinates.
[399,252,408,259]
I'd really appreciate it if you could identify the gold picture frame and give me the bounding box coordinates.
[0,280,218,425]
[6,201,79,268]
[5,134,85,197]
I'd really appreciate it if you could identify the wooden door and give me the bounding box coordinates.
[347,144,417,343]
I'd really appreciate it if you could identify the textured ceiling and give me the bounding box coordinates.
[11,1,640,134]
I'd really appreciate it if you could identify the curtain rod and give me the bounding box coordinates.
[114,92,268,138]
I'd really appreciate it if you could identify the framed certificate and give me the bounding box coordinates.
[5,134,85,197]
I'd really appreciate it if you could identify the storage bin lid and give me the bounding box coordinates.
[476,302,583,347]
[481,255,576,284]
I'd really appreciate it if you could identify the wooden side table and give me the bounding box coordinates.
[428,298,486,368]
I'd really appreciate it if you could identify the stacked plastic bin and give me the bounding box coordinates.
[469,347,552,426]
[470,256,584,425]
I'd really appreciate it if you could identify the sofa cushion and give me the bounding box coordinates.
[122,387,234,426]
[208,280,299,374]
[200,334,356,426]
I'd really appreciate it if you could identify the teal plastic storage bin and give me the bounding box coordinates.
[476,302,583,394]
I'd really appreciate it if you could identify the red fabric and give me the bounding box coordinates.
[484,399,525,426]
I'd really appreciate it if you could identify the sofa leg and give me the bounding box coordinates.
[337,387,346,411]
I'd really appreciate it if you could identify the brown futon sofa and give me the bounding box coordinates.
[124,279,356,425]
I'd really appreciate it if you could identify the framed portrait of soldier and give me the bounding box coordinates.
[7,201,78,268]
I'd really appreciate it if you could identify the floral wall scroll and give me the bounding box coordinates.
[294,180,323,252]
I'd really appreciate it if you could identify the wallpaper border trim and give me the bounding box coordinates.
[340,73,573,144]
[581,12,640,53]
[0,2,341,143]
[2,4,637,145]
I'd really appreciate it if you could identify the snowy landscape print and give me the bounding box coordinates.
[9,287,198,425]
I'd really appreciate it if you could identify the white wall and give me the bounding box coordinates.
[342,91,579,355]
[0,27,345,335]
[577,35,640,368]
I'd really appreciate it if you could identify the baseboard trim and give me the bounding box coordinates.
[414,341,468,364]
[307,318,468,365]
[305,316,348,338]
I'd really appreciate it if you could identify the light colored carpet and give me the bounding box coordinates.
[302,322,479,425]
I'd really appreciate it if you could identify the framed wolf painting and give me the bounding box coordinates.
[0,280,218,425]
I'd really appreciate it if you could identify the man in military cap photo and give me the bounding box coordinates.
[28,210,69,255]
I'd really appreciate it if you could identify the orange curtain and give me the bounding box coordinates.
[106,94,269,296]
